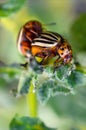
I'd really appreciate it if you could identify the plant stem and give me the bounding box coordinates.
[26,81,37,117]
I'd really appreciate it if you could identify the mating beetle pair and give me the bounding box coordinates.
[17,20,72,68]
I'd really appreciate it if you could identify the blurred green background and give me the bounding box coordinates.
[0,0,86,130]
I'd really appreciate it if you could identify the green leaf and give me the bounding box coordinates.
[37,80,53,104]
[52,84,73,96]
[67,70,86,88]
[48,66,86,121]
[35,64,86,104]
[36,65,73,104]
[10,115,56,130]
[0,62,21,88]
[19,76,32,95]
[70,13,86,52]
[49,85,86,122]
[0,64,21,83]
[55,64,73,80]
[37,79,73,104]
[0,0,26,17]
[1,61,86,104]
[17,68,37,95]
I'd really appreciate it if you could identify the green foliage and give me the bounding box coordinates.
[67,70,86,87]
[19,76,32,94]
[1,61,86,105]
[0,1,86,130]
[36,65,86,104]
[49,86,86,122]
[36,79,72,104]
[16,64,76,104]
[0,0,26,17]
[0,62,21,86]
[10,115,56,130]
[70,13,86,52]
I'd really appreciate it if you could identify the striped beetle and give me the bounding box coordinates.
[17,20,43,58]
[17,20,72,68]
[31,31,73,67]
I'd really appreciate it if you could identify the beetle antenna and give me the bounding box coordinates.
[43,22,56,26]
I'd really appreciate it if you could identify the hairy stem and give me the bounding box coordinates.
[26,81,37,117]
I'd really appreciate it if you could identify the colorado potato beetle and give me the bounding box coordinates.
[32,31,73,67]
[17,20,72,68]
[17,20,43,58]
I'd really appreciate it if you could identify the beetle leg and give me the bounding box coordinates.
[54,57,63,69]
[20,62,28,69]
[41,55,50,65]
[53,60,63,72]
[41,50,52,65]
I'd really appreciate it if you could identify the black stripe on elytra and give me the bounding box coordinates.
[41,31,64,41]
[48,31,64,42]
[33,39,56,44]
[40,35,57,42]
[41,32,58,40]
